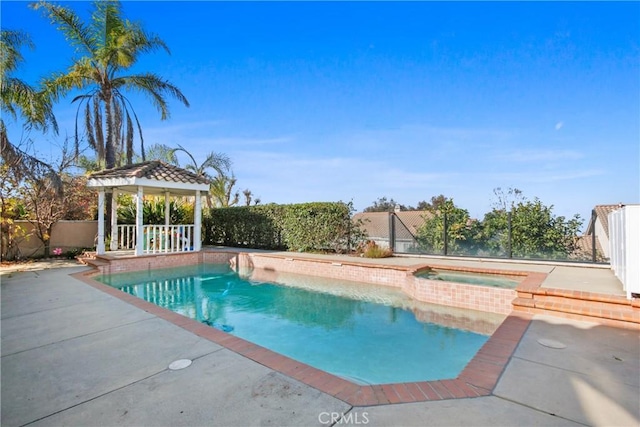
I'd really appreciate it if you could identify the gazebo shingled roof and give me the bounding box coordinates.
[89,161,208,184]
[87,161,210,196]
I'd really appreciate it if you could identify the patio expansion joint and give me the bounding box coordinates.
[17,367,174,427]
[0,297,116,321]
[492,394,590,426]
[1,316,160,359]
[508,354,640,389]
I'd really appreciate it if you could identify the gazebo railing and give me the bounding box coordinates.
[116,224,195,254]
[117,225,137,250]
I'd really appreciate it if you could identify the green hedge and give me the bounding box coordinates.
[203,202,357,252]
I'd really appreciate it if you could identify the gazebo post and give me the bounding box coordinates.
[164,191,171,252]
[164,191,170,227]
[135,186,144,256]
[97,189,106,255]
[110,191,118,251]
[194,190,202,252]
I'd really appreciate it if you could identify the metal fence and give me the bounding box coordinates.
[369,211,605,264]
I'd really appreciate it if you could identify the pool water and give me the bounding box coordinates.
[417,269,521,288]
[99,263,495,385]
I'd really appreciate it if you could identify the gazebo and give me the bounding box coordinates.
[87,161,210,256]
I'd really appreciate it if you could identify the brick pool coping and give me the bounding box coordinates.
[71,253,540,406]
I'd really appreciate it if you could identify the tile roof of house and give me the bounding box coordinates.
[88,161,210,185]
[571,234,606,262]
[591,204,623,238]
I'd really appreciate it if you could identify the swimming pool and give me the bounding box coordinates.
[98,263,503,385]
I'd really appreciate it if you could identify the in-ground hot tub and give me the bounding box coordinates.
[411,266,524,315]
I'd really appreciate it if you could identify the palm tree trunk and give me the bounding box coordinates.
[104,91,116,170]
[103,91,115,240]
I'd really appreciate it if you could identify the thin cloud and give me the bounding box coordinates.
[228,149,461,211]
[208,136,294,147]
[480,169,605,183]
[143,119,226,136]
[495,149,584,163]
[138,134,294,163]
[346,124,515,148]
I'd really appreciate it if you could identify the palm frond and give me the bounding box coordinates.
[0,30,34,76]
[42,70,90,102]
[84,100,97,151]
[121,23,170,59]
[115,73,189,119]
[0,77,36,121]
[201,151,232,175]
[112,96,123,155]
[117,91,146,161]
[145,143,179,165]
[31,1,96,56]
[93,95,104,160]
[1,76,57,133]
[171,144,198,171]
[0,125,63,196]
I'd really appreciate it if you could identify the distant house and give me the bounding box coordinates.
[584,204,625,260]
[352,209,431,252]
[572,234,606,262]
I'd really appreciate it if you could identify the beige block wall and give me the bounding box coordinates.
[11,220,98,257]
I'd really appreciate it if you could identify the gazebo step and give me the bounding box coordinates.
[82,258,109,267]
[77,251,97,265]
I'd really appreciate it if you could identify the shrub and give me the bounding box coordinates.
[203,201,361,253]
[117,196,193,225]
[357,240,393,258]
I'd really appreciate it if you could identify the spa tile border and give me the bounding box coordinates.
[72,269,533,406]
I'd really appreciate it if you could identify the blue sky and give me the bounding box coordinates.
[3,1,639,226]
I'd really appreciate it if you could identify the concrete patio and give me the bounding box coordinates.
[1,259,638,426]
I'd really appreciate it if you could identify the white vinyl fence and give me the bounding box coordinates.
[609,205,640,299]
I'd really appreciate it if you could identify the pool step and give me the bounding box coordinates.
[512,286,640,329]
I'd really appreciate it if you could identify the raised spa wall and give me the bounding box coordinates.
[92,250,519,315]
[231,252,519,315]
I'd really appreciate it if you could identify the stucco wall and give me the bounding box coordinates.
[10,220,98,257]
[595,218,610,258]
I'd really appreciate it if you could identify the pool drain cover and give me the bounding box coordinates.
[169,359,192,370]
[537,339,566,349]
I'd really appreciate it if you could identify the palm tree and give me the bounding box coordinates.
[170,144,231,178]
[170,144,232,209]
[210,173,240,208]
[242,189,260,206]
[32,0,189,170]
[144,143,179,165]
[0,29,60,188]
